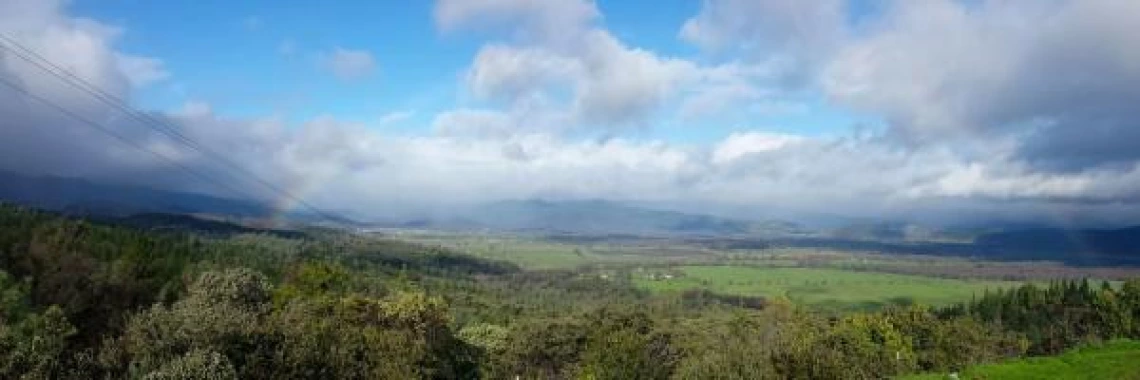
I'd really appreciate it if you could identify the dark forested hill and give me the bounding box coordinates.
[0,172,361,227]
[975,226,1140,257]
[427,199,779,236]
[0,171,270,217]
[476,199,752,234]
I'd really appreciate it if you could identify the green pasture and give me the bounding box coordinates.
[398,234,714,269]
[901,340,1140,380]
[634,265,1022,310]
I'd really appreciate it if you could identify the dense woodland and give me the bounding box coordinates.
[2,203,1140,379]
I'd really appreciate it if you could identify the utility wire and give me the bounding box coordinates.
[0,75,263,204]
[0,34,343,223]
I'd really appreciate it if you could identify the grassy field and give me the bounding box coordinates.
[634,265,1022,310]
[391,232,1124,311]
[901,340,1140,380]
[394,233,710,269]
[389,232,1140,282]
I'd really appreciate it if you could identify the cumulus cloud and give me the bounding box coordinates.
[822,0,1140,171]
[439,0,773,132]
[711,131,803,165]
[681,0,845,53]
[0,0,170,180]
[683,0,1140,175]
[377,110,415,126]
[680,0,846,83]
[678,81,765,120]
[668,0,1140,219]
[465,43,581,103]
[432,108,516,137]
[432,106,574,138]
[319,47,377,81]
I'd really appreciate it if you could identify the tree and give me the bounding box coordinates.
[111,268,273,377]
[0,306,78,379]
[577,309,680,380]
[143,350,237,380]
[773,312,916,379]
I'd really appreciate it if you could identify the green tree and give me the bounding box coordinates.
[0,306,78,379]
[577,309,680,380]
[143,349,237,380]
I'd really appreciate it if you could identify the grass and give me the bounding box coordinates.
[396,233,721,270]
[634,266,1021,310]
[901,340,1140,380]
[395,234,629,269]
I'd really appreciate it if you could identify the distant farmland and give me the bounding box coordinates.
[634,266,1023,311]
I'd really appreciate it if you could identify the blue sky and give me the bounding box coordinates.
[72,0,874,144]
[76,1,455,125]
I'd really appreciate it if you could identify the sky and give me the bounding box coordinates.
[1,0,1139,227]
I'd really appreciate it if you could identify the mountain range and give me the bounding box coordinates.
[3,172,1139,261]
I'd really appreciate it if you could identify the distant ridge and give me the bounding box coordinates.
[0,171,271,217]
[404,199,799,236]
[975,226,1140,257]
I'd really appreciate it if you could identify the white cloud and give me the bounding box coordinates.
[320,47,377,81]
[822,0,1140,169]
[678,81,765,120]
[0,0,170,178]
[680,0,846,83]
[0,0,167,99]
[432,108,515,137]
[441,0,772,133]
[711,131,803,165]
[431,106,573,137]
[681,0,845,54]
[115,53,169,87]
[466,43,581,102]
[378,110,415,126]
[569,31,702,126]
[435,0,599,44]
[144,107,1140,221]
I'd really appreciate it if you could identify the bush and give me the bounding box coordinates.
[143,350,237,380]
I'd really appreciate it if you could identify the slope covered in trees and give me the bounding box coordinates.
[2,203,1140,379]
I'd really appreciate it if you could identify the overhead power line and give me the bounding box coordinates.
[0,75,262,204]
[0,34,343,224]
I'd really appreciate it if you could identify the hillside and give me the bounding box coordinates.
[0,172,359,227]
[401,199,783,236]
[975,226,1140,257]
[0,171,270,217]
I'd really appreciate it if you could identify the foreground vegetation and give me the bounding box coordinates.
[2,203,1140,379]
